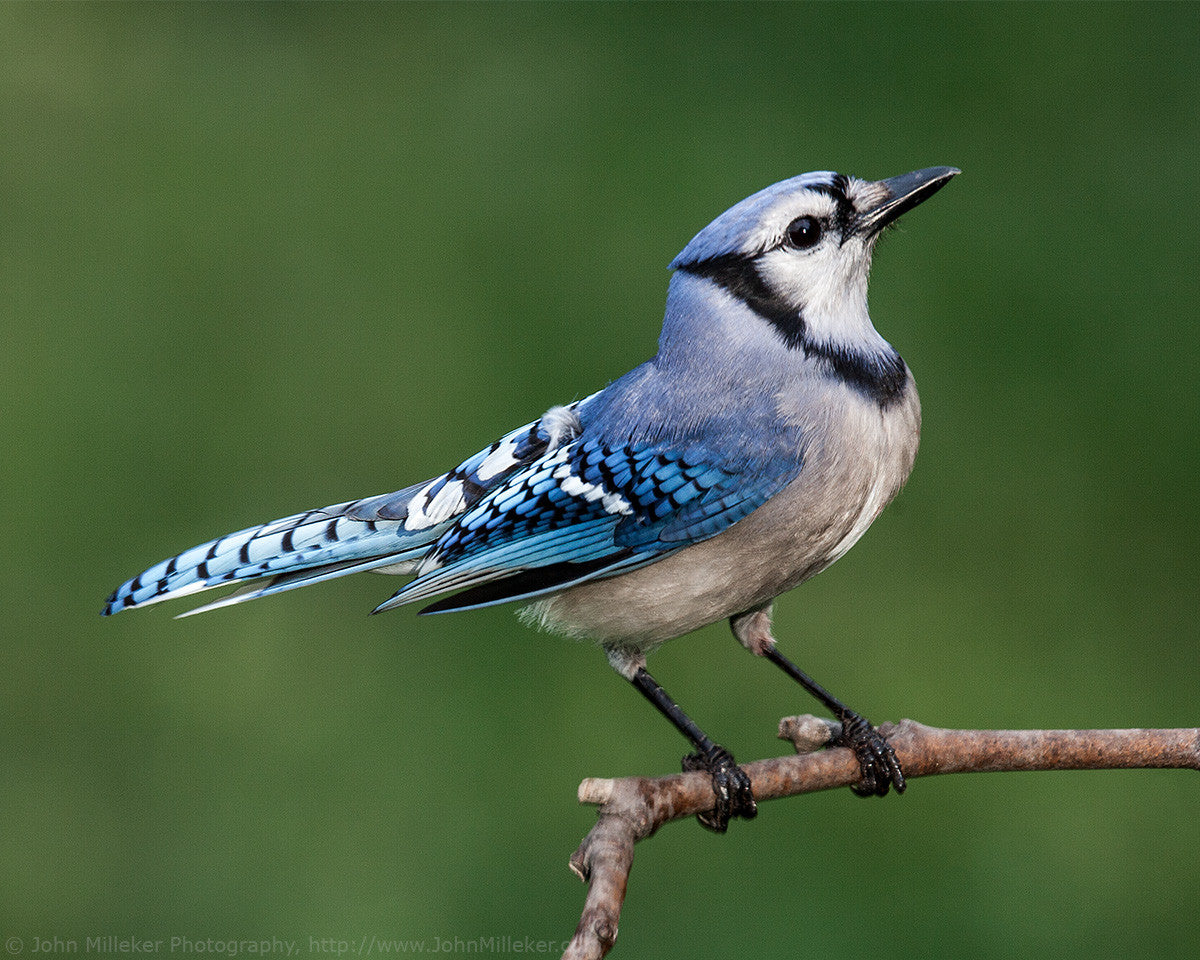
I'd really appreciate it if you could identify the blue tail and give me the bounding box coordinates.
[102,481,440,617]
[102,401,588,618]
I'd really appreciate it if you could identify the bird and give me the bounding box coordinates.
[105,166,959,831]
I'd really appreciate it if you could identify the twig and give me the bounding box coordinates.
[562,718,1200,960]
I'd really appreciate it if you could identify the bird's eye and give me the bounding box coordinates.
[785,215,823,250]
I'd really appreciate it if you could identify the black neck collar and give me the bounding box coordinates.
[677,256,909,408]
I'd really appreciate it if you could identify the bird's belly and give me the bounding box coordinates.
[523,394,919,653]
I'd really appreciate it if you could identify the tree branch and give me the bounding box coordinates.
[562,717,1200,960]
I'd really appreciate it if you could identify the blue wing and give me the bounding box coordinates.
[377,437,803,614]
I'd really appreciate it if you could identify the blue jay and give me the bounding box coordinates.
[105,167,958,830]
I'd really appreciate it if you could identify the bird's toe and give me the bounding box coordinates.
[683,745,758,832]
[837,714,905,798]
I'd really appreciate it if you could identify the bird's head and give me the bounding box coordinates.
[669,167,959,354]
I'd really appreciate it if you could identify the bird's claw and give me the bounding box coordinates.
[835,713,905,797]
[682,745,757,832]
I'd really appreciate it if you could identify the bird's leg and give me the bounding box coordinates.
[629,666,757,832]
[763,646,905,797]
[731,607,905,797]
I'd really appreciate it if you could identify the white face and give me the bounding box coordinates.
[750,178,891,351]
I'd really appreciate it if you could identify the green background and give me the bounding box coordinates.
[4,3,1198,957]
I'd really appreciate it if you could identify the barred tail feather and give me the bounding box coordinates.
[102,488,440,617]
[172,551,426,618]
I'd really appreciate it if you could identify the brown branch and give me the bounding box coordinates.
[562,718,1200,960]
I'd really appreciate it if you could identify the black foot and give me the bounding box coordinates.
[834,713,905,798]
[682,745,757,832]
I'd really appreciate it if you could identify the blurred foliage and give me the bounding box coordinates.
[2,3,1198,958]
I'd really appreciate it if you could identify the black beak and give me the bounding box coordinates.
[857,166,960,237]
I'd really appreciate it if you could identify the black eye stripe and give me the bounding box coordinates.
[802,176,856,238]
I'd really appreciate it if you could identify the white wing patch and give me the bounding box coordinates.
[475,443,521,482]
[476,403,581,483]
[404,479,468,532]
[402,401,587,534]
[402,487,436,531]
[404,432,541,533]
[551,462,633,515]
